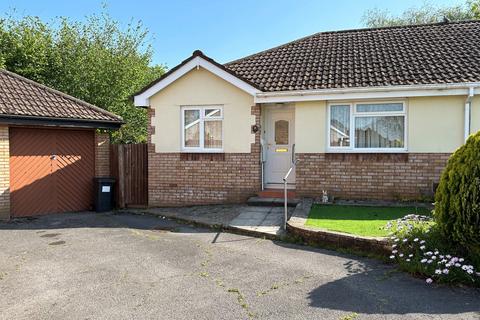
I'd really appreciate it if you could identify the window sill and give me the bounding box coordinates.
[181,149,224,153]
[180,152,225,161]
[326,148,407,154]
[325,152,409,162]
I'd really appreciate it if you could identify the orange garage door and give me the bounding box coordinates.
[10,127,95,217]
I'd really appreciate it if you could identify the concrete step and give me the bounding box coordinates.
[247,196,300,207]
[258,189,296,199]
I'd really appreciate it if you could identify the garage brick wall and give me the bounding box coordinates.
[95,132,110,177]
[0,126,9,220]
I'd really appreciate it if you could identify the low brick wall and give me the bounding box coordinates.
[287,199,391,255]
[147,106,262,207]
[287,224,391,256]
[296,153,450,201]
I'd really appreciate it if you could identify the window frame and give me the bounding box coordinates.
[327,101,407,153]
[181,105,224,153]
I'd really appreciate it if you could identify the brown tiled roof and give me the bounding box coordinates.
[0,69,123,124]
[225,20,480,92]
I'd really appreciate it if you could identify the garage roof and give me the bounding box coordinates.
[0,69,123,129]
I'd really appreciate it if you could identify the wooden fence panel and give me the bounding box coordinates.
[110,144,148,208]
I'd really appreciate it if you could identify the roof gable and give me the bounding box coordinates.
[134,50,261,107]
[0,69,123,126]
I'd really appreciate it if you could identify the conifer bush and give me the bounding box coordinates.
[434,131,480,255]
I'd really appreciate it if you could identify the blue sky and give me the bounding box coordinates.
[0,0,462,68]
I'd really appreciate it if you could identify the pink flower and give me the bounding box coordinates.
[426,278,433,284]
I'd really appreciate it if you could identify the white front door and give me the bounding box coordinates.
[264,106,295,188]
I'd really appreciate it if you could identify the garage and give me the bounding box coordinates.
[0,69,123,219]
[10,128,95,217]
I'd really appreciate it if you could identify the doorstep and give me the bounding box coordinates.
[247,197,300,207]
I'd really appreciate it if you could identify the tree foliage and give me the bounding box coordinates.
[0,10,165,143]
[434,131,480,256]
[362,0,480,28]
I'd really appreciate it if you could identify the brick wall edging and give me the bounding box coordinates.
[287,199,390,255]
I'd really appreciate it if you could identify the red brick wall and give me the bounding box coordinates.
[95,132,110,177]
[147,106,262,206]
[296,153,450,201]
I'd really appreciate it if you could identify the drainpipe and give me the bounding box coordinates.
[464,87,475,141]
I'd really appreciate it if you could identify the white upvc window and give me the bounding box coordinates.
[328,101,407,152]
[181,106,223,152]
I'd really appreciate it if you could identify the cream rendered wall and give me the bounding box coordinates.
[293,96,466,153]
[408,96,464,153]
[149,67,255,153]
[471,96,480,134]
[294,101,327,153]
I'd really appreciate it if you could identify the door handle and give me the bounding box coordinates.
[291,144,295,164]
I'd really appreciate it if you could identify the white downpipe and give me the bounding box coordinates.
[465,87,475,141]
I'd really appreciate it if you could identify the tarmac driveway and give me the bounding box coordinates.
[0,212,478,320]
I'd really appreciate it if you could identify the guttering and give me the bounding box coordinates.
[0,114,124,130]
[254,82,480,104]
[464,86,476,141]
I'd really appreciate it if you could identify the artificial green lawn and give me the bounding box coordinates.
[305,205,431,237]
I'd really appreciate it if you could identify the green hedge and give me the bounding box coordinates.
[434,131,480,255]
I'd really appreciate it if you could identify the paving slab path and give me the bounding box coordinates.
[126,204,293,237]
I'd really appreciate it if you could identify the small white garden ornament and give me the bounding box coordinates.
[322,190,329,203]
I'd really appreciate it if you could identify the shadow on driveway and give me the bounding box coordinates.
[272,240,480,316]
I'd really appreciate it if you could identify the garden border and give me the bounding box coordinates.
[286,199,391,255]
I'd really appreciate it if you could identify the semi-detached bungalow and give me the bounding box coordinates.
[134,20,480,206]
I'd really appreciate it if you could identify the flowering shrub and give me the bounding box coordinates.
[386,214,480,286]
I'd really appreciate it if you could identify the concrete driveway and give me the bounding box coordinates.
[0,212,478,320]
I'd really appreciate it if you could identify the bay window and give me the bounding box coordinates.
[328,102,406,151]
[182,106,223,152]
